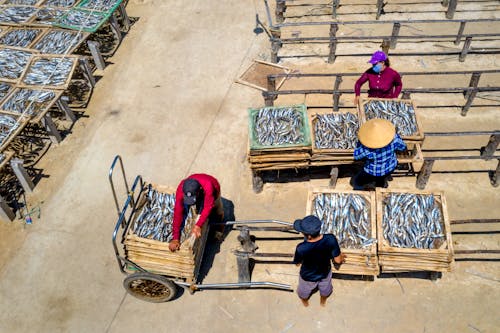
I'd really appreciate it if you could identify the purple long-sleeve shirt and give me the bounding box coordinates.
[354,67,402,98]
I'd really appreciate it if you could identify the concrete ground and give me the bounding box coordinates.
[0,0,499,332]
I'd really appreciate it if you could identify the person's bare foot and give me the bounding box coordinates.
[320,296,328,307]
[300,298,309,307]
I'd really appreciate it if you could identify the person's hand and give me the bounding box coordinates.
[168,239,180,252]
[333,253,346,270]
[354,95,360,106]
[191,225,202,238]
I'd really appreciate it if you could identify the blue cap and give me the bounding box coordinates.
[293,215,322,235]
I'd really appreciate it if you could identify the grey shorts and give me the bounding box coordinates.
[297,270,333,299]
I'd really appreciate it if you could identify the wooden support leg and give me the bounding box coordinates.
[118,3,131,32]
[390,22,401,49]
[328,23,338,64]
[87,41,106,70]
[236,254,251,283]
[56,98,76,123]
[276,0,286,24]
[271,40,281,64]
[381,39,390,55]
[41,114,62,144]
[263,92,274,107]
[252,171,264,193]
[376,0,384,20]
[332,0,339,18]
[459,36,472,62]
[265,76,277,106]
[480,134,500,160]
[78,58,96,87]
[454,21,466,45]
[461,88,476,117]
[489,159,500,187]
[446,0,458,19]
[416,160,434,190]
[109,14,122,43]
[10,158,35,193]
[464,72,480,99]
[329,167,339,188]
[332,75,342,111]
[0,194,15,222]
[236,226,257,283]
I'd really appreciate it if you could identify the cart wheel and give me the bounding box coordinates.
[123,273,177,303]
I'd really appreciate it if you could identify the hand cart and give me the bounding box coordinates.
[109,155,293,302]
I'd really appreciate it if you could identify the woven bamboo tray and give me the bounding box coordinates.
[18,54,78,90]
[124,183,208,283]
[0,87,62,123]
[306,188,379,276]
[376,188,454,273]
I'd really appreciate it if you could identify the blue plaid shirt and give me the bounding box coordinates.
[353,134,407,176]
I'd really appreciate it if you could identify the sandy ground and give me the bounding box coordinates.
[0,0,499,332]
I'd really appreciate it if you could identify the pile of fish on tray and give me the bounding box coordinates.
[22,57,74,86]
[132,185,195,243]
[0,82,12,100]
[253,107,305,146]
[313,112,359,149]
[0,114,19,145]
[0,6,38,24]
[312,192,375,249]
[0,48,32,80]
[57,9,105,30]
[33,30,83,54]
[44,0,79,7]
[32,8,68,26]
[382,193,445,249]
[2,88,56,115]
[79,0,121,12]
[0,28,42,48]
[363,100,418,136]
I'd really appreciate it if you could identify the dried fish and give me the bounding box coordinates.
[132,185,196,243]
[2,88,56,116]
[22,57,75,86]
[0,114,19,145]
[0,6,38,24]
[0,82,12,101]
[363,100,418,136]
[0,28,41,48]
[33,29,82,54]
[312,193,373,249]
[382,193,445,249]
[44,0,78,7]
[0,153,4,164]
[32,8,67,25]
[57,9,105,30]
[314,112,359,149]
[0,48,32,80]
[3,0,39,5]
[253,107,305,146]
[79,0,121,12]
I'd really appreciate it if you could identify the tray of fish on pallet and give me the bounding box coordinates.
[247,104,311,171]
[0,26,46,48]
[18,54,78,90]
[358,98,424,144]
[54,7,110,33]
[0,110,29,150]
[32,28,88,54]
[0,86,62,122]
[123,183,208,283]
[76,0,123,15]
[0,5,39,26]
[376,188,454,273]
[0,46,35,83]
[306,189,379,276]
[309,110,359,165]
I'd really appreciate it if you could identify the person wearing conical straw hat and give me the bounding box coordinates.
[351,118,407,190]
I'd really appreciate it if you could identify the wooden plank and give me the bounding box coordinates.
[236,59,291,92]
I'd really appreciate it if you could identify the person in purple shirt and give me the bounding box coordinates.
[354,51,402,106]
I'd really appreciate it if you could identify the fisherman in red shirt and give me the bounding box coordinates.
[354,50,402,105]
[168,174,224,252]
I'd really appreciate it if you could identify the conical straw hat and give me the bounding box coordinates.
[358,118,396,149]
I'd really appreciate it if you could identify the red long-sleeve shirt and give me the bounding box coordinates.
[354,67,402,99]
[172,174,221,241]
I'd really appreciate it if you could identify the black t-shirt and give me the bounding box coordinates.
[293,234,341,282]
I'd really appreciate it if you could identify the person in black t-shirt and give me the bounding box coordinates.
[293,215,346,307]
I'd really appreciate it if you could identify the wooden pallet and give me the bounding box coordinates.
[358,97,425,144]
[306,188,379,276]
[375,188,454,273]
[123,183,208,283]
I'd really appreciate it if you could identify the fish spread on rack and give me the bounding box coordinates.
[382,193,445,249]
[2,88,56,116]
[314,112,359,149]
[312,192,374,249]
[22,57,75,86]
[363,100,418,136]
[253,107,305,146]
